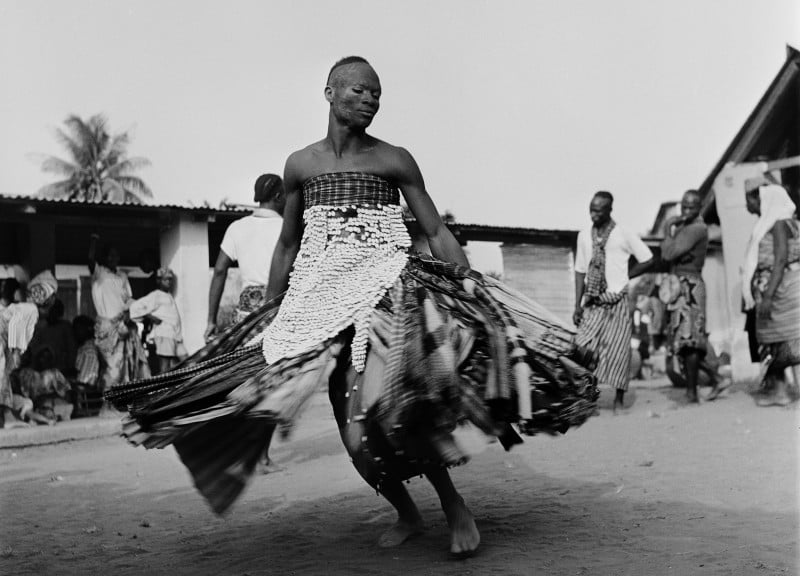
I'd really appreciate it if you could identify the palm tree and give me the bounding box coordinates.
[36,114,153,204]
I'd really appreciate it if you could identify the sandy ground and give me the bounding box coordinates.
[1,378,798,576]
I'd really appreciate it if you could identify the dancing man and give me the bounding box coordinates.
[109,56,599,559]
[574,191,654,411]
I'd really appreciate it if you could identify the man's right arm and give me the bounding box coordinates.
[266,154,305,300]
[205,250,233,340]
[88,233,99,274]
[573,231,587,326]
[573,272,586,326]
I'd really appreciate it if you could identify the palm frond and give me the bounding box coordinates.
[123,191,146,204]
[115,175,153,201]
[37,179,75,199]
[54,127,92,166]
[100,179,125,202]
[65,114,105,162]
[39,155,80,177]
[108,132,130,157]
[106,156,151,177]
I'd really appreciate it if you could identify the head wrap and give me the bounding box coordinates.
[28,270,58,306]
[253,174,283,203]
[741,184,797,309]
[156,267,175,280]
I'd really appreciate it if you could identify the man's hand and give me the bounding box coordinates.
[203,322,218,342]
[573,307,584,327]
[664,215,684,237]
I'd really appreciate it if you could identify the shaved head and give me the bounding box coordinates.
[682,189,701,202]
[680,189,702,221]
[327,56,372,87]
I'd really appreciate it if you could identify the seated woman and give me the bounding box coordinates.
[14,346,73,422]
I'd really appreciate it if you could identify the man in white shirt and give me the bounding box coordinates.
[574,191,654,411]
[204,174,285,341]
[204,173,285,473]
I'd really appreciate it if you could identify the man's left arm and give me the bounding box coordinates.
[660,222,705,263]
[628,229,655,279]
[395,147,469,267]
[205,250,234,340]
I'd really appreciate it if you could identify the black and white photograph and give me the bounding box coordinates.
[1,1,798,574]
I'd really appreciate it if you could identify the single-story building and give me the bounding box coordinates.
[0,195,591,352]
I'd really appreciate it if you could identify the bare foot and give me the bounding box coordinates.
[377,519,425,548]
[445,497,480,558]
[256,458,284,475]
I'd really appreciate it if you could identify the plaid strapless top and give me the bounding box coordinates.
[251,172,411,370]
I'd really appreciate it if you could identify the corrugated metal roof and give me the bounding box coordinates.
[0,194,250,214]
[1,194,582,240]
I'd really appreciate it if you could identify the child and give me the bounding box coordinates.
[73,315,102,389]
[129,268,186,373]
[71,315,104,416]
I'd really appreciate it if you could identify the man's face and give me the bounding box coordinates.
[106,247,121,269]
[680,193,701,221]
[589,197,612,226]
[326,63,381,129]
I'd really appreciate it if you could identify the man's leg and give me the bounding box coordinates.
[256,423,280,473]
[614,388,625,411]
[425,465,480,557]
[683,350,700,403]
[374,479,426,547]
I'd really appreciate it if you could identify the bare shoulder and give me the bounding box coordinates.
[376,140,415,166]
[285,141,327,186]
[373,141,421,185]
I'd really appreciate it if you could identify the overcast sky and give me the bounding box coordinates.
[1,0,798,238]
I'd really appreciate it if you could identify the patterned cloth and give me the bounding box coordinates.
[75,340,102,387]
[575,291,631,391]
[95,317,151,392]
[13,366,71,403]
[0,306,13,408]
[235,285,268,322]
[666,274,708,355]
[107,172,599,515]
[584,221,616,300]
[760,338,800,373]
[752,219,800,345]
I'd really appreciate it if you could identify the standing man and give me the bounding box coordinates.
[136,248,160,374]
[204,174,285,340]
[660,189,720,403]
[204,173,284,472]
[574,191,654,411]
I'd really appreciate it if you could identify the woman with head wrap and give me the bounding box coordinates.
[0,272,54,424]
[743,180,800,406]
[129,267,186,373]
